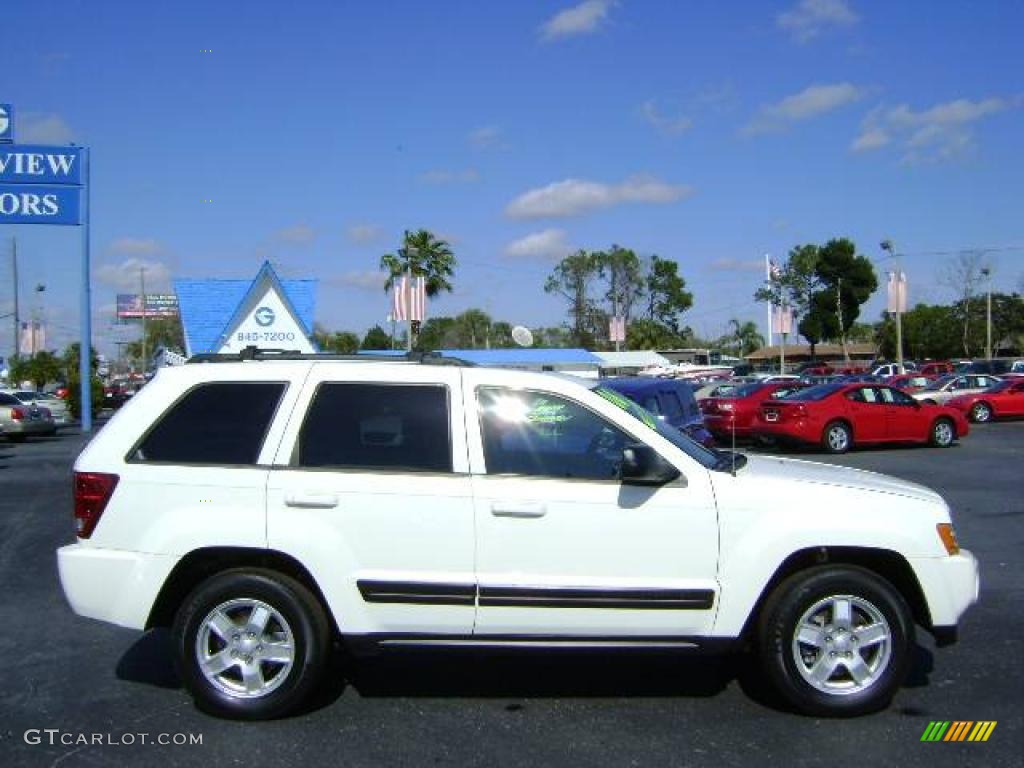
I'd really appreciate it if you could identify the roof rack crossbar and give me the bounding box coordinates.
[186,346,475,367]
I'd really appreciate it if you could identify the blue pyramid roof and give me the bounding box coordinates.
[175,262,317,356]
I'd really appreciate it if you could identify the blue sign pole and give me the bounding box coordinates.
[79,147,92,432]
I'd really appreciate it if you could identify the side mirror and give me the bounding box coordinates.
[619,443,681,486]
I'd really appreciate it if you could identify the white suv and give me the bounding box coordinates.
[58,352,979,719]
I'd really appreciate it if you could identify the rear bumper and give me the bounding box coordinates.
[57,544,179,630]
[3,419,55,435]
[751,420,818,445]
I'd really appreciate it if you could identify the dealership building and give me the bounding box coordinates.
[174,261,318,358]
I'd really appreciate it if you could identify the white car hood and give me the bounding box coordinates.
[731,454,944,505]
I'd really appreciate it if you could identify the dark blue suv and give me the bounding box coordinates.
[600,377,716,448]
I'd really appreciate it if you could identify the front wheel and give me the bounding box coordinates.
[930,418,956,447]
[173,569,331,720]
[756,566,914,717]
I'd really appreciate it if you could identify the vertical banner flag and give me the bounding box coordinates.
[887,270,908,313]
[609,316,626,342]
[410,275,426,323]
[392,275,408,322]
[771,306,793,335]
[392,275,427,323]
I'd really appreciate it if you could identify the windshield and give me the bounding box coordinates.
[782,383,845,401]
[986,380,1014,393]
[728,382,767,398]
[593,385,722,470]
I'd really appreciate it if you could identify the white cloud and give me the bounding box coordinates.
[641,100,693,136]
[107,237,165,256]
[540,0,615,41]
[96,258,173,292]
[708,258,766,273]
[333,270,388,292]
[418,168,480,185]
[506,175,693,219]
[852,97,1016,161]
[505,229,574,261]
[743,83,865,135]
[469,125,505,150]
[18,113,75,144]
[272,224,316,244]
[777,0,859,43]
[346,223,383,244]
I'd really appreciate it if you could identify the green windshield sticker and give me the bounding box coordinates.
[527,399,572,425]
[596,388,657,429]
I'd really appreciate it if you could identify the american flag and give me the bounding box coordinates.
[392,275,427,322]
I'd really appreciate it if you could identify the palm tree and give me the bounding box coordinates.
[728,318,766,356]
[380,229,456,297]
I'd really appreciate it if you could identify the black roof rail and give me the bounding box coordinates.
[186,346,475,367]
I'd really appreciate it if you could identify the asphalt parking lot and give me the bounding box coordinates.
[0,421,1020,768]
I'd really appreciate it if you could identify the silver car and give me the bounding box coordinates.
[0,391,57,441]
[8,389,73,426]
[912,373,1002,405]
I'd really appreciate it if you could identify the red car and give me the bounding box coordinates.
[700,380,806,440]
[918,361,955,377]
[755,381,969,453]
[946,378,1024,423]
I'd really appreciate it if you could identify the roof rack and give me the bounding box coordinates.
[186,346,475,367]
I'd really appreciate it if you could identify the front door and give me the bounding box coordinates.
[843,386,887,442]
[463,371,720,638]
[267,364,476,637]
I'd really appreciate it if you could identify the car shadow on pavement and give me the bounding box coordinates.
[344,651,735,700]
[116,629,180,689]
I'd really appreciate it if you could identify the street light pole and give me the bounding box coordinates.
[140,266,147,373]
[881,240,903,373]
[981,266,992,360]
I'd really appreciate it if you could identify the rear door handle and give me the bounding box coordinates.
[491,502,547,518]
[285,492,339,509]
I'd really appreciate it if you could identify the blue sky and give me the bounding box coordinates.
[2,0,1022,358]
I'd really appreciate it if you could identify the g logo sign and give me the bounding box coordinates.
[0,105,11,138]
[254,306,275,327]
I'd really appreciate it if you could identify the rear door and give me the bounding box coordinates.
[267,364,476,637]
[463,370,720,638]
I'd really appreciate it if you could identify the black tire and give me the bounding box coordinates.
[969,402,992,423]
[756,566,914,717]
[821,421,852,454]
[172,568,331,720]
[6,434,26,443]
[930,417,956,447]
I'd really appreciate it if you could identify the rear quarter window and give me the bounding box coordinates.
[131,382,286,465]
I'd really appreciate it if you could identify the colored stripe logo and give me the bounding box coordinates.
[921,721,997,742]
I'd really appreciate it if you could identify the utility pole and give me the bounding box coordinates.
[140,267,147,374]
[835,277,849,361]
[881,240,904,373]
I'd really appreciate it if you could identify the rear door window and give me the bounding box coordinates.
[134,382,285,464]
[297,383,452,472]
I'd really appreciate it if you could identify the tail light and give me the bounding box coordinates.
[73,472,119,539]
[11,406,25,421]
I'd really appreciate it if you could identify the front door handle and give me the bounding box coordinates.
[285,492,339,509]
[491,502,547,518]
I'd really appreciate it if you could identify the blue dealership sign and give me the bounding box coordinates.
[0,104,12,142]
[0,144,82,184]
[0,183,82,225]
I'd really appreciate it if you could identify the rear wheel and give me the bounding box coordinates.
[173,569,331,720]
[969,402,992,423]
[930,418,955,447]
[822,421,852,454]
[756,566,914,717]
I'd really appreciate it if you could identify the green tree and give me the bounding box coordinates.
[722,318,765,356]
[360,325,393,350]
[124,316,185,364]
[645,255,693,334]
[626,319,680,350]
[755,244,823,353]
[380,229,456,297]
[813,238,878,359]
[8,351,62,389]
[490,321,514,348]
[544,250,602,347]
[596,245,643,322]
[415,316,457,351]
[453,309,492,348]
[312,326,360,353]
